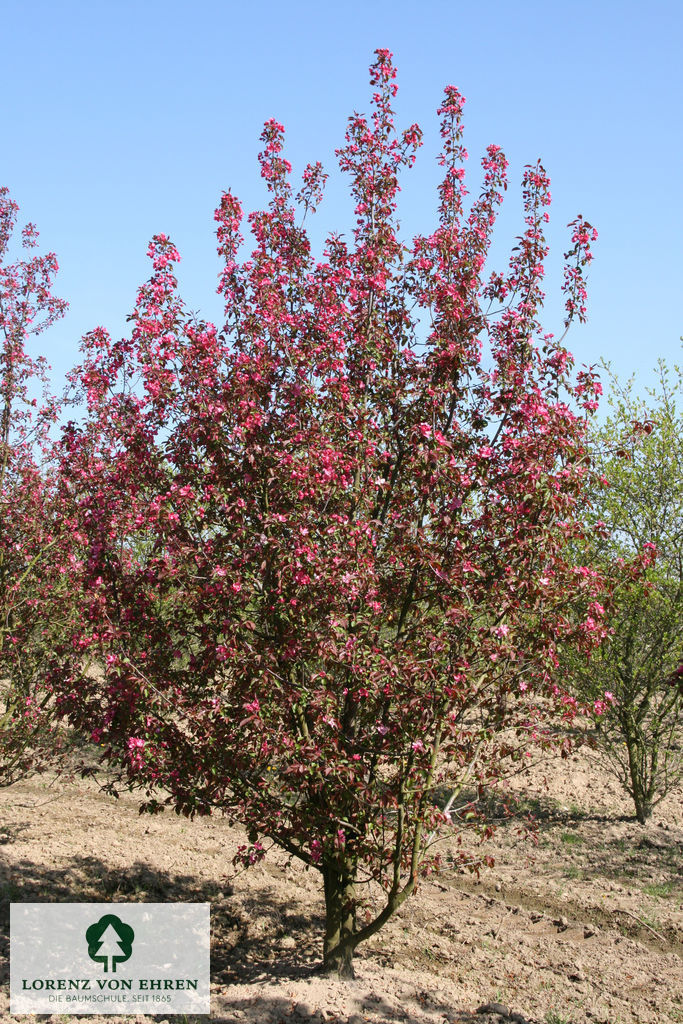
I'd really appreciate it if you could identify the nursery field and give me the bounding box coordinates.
[0,745,681,1024]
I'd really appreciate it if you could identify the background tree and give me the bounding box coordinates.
[0,186,73,788]
[55,52,606,976]
[562,359,683,823]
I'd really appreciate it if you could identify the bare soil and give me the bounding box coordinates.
[1,745,681,1024]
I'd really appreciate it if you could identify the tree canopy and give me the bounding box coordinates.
[51,51,607,975]
[563,359,683,822]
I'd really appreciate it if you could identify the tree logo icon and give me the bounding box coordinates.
[86,914,135,973]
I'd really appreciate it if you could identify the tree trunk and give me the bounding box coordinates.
[322,858,357,979]
[625,734,652,823]
[635,795,653,824]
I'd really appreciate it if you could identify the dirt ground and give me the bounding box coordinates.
[1,744,681,1024]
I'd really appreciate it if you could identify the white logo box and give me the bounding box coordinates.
[10,903,210,1014]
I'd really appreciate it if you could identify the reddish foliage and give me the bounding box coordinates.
[54,52,607,971]
[0,186,71,786]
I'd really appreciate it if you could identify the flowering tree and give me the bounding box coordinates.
[55,52,606,975]
[562,360,683,823]
[0,186,71,788]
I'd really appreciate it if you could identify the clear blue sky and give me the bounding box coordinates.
[3,0,681,403]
